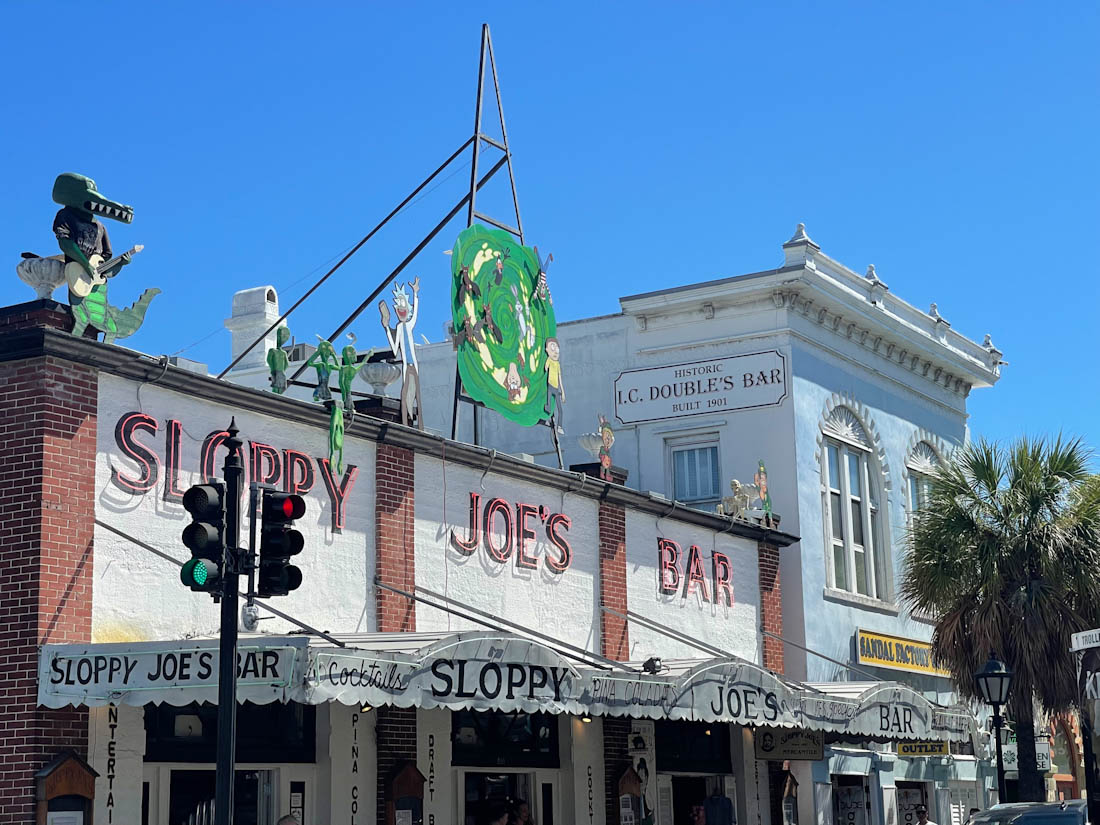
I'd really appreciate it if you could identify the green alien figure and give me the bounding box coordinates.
[267,326,291,394]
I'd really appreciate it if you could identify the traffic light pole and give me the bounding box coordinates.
[215,420,244,825]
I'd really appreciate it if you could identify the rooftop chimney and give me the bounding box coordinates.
[224,286,280,372]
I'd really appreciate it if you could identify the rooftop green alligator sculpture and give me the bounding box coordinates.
[21,173,159,343]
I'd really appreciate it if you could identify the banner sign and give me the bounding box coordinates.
[613,351,787,425]
[897,741,948,757]
[756,728,824,761]
[856,629,951,678]
[38,638,307,708]
[306,632,584,716]
[39,633,975,742]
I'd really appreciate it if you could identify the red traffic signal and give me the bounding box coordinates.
[258,490,306,597]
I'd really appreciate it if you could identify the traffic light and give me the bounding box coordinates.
[258,490,305,597]
[181,483,226,592]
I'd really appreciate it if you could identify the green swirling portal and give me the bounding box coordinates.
[450,224,557,427]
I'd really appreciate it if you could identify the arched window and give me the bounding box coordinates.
[822,407,887,599]
[907,441,940,514]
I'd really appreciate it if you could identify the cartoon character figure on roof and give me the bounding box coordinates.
[544,337,565,433]
[306,338,337,402]
[753,460,773,519]
[505,362,529,402]
[379,276,423,430]
[338,333,364,415]
[267,326,291,394]
[597,414,615,482]
[19,173,159,342]
[534,246,554,306]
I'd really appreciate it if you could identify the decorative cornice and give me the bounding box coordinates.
[772,288,976,399]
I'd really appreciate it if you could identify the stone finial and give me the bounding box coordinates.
[983,334,995,350]
[865,265,888,305]
[929,303,942,320]
[782,222,820,266]
[785,223,814,245]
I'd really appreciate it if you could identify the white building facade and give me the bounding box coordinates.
[406,224,1006,825]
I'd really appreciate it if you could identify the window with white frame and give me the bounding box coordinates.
[907,441,940,515]
[670,439,721,510]
[821,408,888,600]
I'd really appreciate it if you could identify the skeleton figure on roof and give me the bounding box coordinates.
[379,277,423,430]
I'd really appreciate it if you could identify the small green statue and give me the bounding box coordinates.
[338,338,364,415]
[267,326,291,394]
[306,338,338,402]
[328,399,345,475]
[753,460,772,517]
[48,172,159,342]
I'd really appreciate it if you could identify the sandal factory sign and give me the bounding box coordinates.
[613,351,787,425]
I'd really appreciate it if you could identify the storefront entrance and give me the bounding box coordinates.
[832,776,870,825]
[897,781,929,825]
[166,769,273,825]
[452,710,559,825]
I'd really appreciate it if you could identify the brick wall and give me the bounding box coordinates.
[375,443,417,823]
[758,542,784,673]
[0,344,98,819]
[598,501,629,661]
[376,442,415,633]
[603,717,631,824]
[375,705,417,825]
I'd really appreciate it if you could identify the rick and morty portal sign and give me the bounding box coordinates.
[450,224,560,428]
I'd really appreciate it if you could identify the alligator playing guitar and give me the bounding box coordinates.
[66,244,144,298]
[48,173,159,342]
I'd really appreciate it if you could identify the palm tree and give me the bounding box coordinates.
[901,436,1100,802]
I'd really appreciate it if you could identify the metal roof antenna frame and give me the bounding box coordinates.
[449,24,565,469]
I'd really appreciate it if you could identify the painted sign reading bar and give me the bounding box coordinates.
[613,351,787,425]
[897,741,948,757]
[755,728,824,761]
[856,629,951,678]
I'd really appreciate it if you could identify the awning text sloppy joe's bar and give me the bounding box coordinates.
[39,631,975,742]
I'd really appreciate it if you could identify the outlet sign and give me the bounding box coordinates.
[613,351,787,425]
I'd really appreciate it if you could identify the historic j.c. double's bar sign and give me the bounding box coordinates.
[613,351,787,425]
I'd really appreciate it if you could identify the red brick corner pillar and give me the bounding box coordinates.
[375,442,416,633]
[374,441,418,823]
[0,344,98,818]
[598,501,629,661]
[758,542,784,673]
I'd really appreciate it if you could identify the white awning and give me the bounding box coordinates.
[38,637,309,708]
[38,634,976,742]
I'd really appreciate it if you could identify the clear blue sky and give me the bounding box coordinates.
[2,3,1096,447]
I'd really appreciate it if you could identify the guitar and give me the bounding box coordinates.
[65,245,144,298]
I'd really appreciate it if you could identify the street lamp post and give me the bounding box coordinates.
[976,652,1014,804]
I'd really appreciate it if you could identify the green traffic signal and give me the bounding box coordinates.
[181,482,226,593]
[180,558,220,590]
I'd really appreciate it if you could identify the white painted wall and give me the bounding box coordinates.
[413,453,600,652]
[93,373,376,642]
[89,703,144,825]
[328,704,376,825]
[417,708,452,825]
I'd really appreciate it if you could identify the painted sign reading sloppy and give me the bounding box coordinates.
[613,351,787,425]
[897,741,948,757]
[755,728,824,761]
[110,411,359,532]
[856,629,951,678]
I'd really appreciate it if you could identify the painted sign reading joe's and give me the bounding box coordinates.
[450,224,561,428]
[614,351,787,425]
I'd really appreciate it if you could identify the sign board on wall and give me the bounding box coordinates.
[897,741,948,757]
[755,728,824,760]
[856,629,951,678]
[1001,730,1052,773]
[613,351,787,425]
